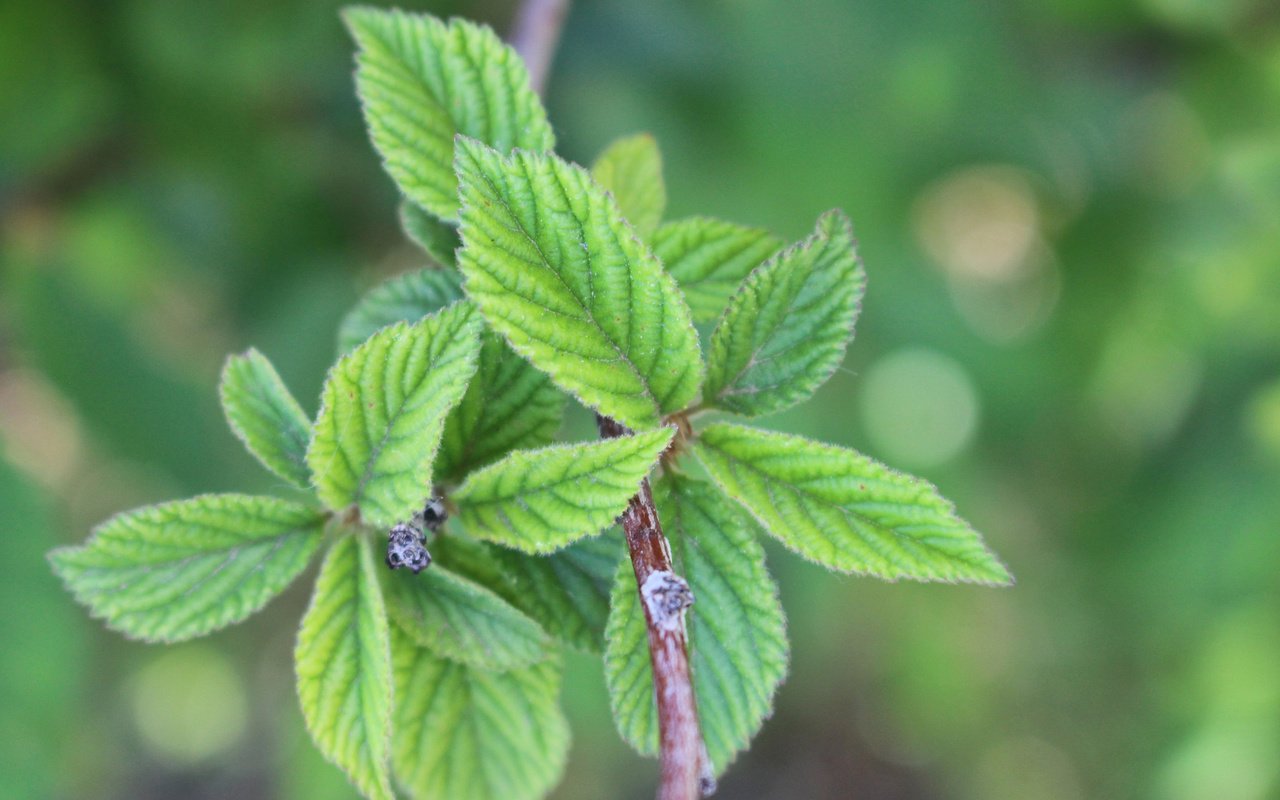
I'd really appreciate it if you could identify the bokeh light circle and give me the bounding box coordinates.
[129,644,248,766]
[858,348,980,468]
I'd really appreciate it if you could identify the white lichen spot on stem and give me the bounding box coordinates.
[641,570,694,633]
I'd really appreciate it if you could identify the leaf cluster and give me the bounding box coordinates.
[50,8,1010,799]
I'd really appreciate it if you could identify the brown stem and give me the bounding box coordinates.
[599,416,712,800]
[509,0,570,95]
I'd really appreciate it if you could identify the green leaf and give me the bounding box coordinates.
[49,495,323,642]
[385,564,548,671]
[346,8,555,221]
[603,476,789,774]
[694,423,1013,584]
[452,427,674,553]
[296,536,394,800]
[705,210,865,416]
[339,277,550,484]
[455,138,703,429]
[219,349,313,487]
[400,201,460,267]
[652,217,782,324]
[309,302,482,528]
[591,133,666,237]
[659,476,788,772]
[391,627,569,800]
[436,534,623,653]
[337,268,463,354]
[436,331,565,484]
[601,559,657,758]
[489,536,622,653]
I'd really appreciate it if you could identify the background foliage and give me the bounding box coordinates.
[2,0,1278,798]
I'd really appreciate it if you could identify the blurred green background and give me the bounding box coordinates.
[2,0,1278,798]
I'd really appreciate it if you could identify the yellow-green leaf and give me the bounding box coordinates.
[49,494,323,643]
[694,423,1013,584]
[452,428,674,553]
[652,217,781,323]
[591,133,666,237]
[295,536,394,800]
[346,8,554,221]
[220,349,313,487]
[455,138,703,429]
[309,302,482,528]
[391,627,569,800]
[705,209,865,416]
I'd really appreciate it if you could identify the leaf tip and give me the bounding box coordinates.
[45,544,75,579]
[339,4,381,40]
[974,555,1016,587]
[815,207,854,236]
[452,133,488,167]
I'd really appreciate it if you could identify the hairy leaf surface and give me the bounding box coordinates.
[296,536,393,800]
[385,564,547,670]
[436,331,565,483]
[603,476,789,773]
[705,210,864,416]
[220,349,313,487]
[652,217,781,323]
[338,280,561,484]
[695,423,1012,584]
[452,427,673,553]
[49,495,323,642]
[391,627,569,800]
[435,534,622,653]
[337,268,463,354]
[602,558,657,757]
[347,8,554,220]
[591,133,666,237]
[455,138,702,429]
[309,302,481,528]
[400,201,460,267]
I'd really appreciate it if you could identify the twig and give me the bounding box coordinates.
[599,416,713,800]
[509,0,570,95]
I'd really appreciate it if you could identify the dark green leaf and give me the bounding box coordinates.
[384,564,548,670]
[336,268,463,355]
[436,332,565,484]
[399,201,460,267]
[435,534,623,653]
